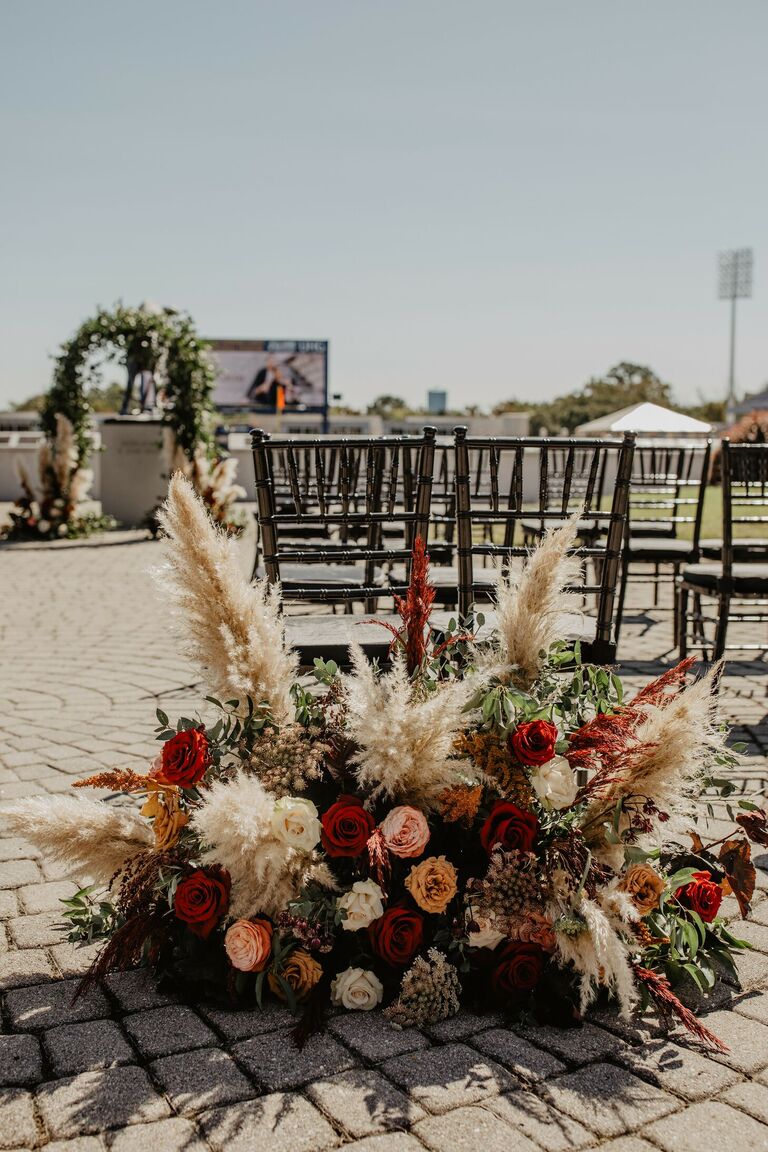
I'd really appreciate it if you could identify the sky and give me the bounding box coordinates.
[1,1,767,412]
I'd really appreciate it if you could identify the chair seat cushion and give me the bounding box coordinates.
[283,610,598,667]
[626,520,676,538]
[627,536,695,562]
[680,562,768,594]
[699,537,768,560]
[255,563,385,588]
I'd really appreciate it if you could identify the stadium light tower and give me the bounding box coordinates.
[718,248,753,419]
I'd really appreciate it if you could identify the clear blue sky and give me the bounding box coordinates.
[1,1,766,411]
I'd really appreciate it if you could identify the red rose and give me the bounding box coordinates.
[368,904,424,967]
[675,870,723,924]
[174,867,230,939]
[510,720,558,766]
[321,795,376,858]
[480,801,539,855]
[156,728,210,788]
[491,941,545,998]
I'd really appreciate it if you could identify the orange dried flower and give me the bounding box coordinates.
[439,784,483,825]
[73,768,148,792]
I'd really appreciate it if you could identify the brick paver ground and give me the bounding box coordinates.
[1,532,767,1151]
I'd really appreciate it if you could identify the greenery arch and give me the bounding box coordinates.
[42,302,217,469]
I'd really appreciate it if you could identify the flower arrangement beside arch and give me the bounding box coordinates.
[7,476,764,1048]
[3,303,244,541]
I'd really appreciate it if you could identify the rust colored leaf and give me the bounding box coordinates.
[735,808,768,848]
[719,837,755,919]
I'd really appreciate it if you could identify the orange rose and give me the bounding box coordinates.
[268,948,323,1002]
[224,917,273,972]
[404,855,458,914]
[619,863,665,916]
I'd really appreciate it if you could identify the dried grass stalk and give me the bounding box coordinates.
[482,511,583,687]
[343,643,475,808]
[2,796,153,882]
[580,663,727,863]
[190,773,309,919]
[155,473,297,720]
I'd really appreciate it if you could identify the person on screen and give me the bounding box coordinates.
[247,356,298,408]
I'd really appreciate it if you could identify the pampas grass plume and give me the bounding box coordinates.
[3,796,153,883]
[483,511,583,687]
[190,773,307,919]
[156,473,297,720]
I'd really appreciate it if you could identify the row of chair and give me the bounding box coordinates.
[248,427,768,667]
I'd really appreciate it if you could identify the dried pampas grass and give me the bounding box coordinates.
[343,643,475,808]
[482,511,583,687]
[580,662,726,864]
[156,473,297,720]
[190,773,312,919]
[162,430,245,525]
[550,886,638,1016]
[2,796,153,883]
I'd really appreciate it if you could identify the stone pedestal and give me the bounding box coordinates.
[100,417,167,525]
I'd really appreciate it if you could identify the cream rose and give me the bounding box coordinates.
[337,879,385,931]
[271,796,321,853]
[530,755,578,810]
[224,917,273,972]
[330,966,384,1011]
[405,855,458,914]
[466,907,505,950]
[379,805,430,858]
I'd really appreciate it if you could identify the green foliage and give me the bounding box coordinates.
[499,362,673,434]
[365,394,410,418]
[643,870,751,994]
[41,302,216,470]
[60,886,121,943]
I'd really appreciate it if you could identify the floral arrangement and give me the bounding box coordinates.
[4,413,115,541]
[8,475,766,1047]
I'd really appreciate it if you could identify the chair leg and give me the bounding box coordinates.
[615,557,630,643]
[672,564,680,640]
[714,594,730,661]
[653,563,660,607]
[677,584,688,658]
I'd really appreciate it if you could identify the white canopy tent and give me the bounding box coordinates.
[575,402,712,437]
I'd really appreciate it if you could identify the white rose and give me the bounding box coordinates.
[270,796,321,853]
[530,755,578,810]
[466,907,505,950]
[337,879,385,931]
[330,966,384,1011]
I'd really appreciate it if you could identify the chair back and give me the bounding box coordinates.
[628,441,711,547]
[454,429,636,656]
[721,440,768,579]
[251,427,437,604]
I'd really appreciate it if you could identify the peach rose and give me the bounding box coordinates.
[268,947,323,1002]
[405,855,458,914]
[619,863,665,916]
[379,806,430,858]
[224,917,273,973]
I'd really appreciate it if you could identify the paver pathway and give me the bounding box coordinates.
[1,535,767,1152]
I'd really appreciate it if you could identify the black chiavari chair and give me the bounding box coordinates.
[453,428,636,664]
[614,440,711,641]
[678,440,768,660]
[251,427,437,665]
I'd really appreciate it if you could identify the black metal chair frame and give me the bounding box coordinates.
[251,427,437,616]
[454,428,636,664]
[614,440,712,641]
[678,440,768,660]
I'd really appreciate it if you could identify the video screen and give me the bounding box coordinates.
[209,340,328,411]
